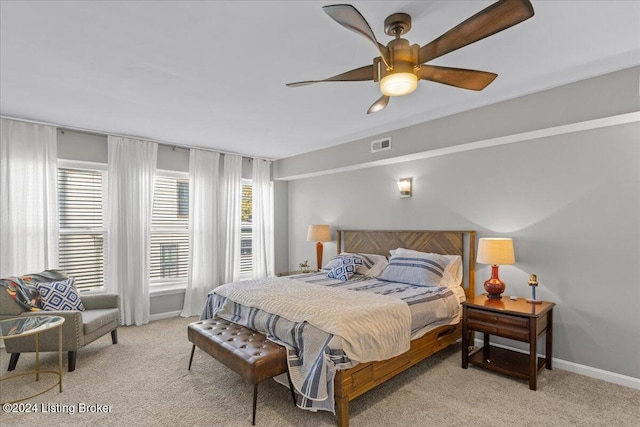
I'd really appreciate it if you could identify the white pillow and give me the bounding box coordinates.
[355,253,388,277]
[441,255,462,287]
[391,248,462,288]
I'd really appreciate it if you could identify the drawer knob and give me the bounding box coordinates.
[494,316,498,321]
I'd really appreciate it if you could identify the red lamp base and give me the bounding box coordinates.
[484,265,506,299]
[315,242,324,272]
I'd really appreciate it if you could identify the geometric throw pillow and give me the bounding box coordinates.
[36,278,85,311]
[327,256,363,281]
[324,253,387,277]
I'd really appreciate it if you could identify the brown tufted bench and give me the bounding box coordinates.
[188,318,297,425]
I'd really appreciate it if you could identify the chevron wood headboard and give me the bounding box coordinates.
[336,229,476,298]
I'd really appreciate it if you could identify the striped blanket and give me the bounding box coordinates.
[202,273,459,413]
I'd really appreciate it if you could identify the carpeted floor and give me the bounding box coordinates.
[1,316,638,426]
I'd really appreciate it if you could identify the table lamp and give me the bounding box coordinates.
[307,224,331,271]
[476,237,515,299]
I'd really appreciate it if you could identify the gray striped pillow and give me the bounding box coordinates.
[378,252,447,287]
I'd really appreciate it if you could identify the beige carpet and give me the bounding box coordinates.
[1,316,638,427]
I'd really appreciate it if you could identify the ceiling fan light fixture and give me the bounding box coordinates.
[380,72,418,96]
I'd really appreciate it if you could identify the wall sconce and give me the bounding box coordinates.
[397,177,412,198]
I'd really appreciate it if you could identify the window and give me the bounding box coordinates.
[58,166,107,291]
[150,172,189,286]
[240,181,252,277]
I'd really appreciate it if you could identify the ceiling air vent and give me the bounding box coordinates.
[371,137,391,153]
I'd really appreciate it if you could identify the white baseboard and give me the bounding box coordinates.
[552,358,640,390]
[473,339,640,390]
[149,310,182,322]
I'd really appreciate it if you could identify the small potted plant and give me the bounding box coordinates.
[299,260,310,273]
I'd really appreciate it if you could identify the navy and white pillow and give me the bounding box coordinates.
[36,278,85,311]
[379,251,448,287]
[327,256,363,281]
[323,253,388,277]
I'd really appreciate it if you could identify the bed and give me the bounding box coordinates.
[203,229,475,427]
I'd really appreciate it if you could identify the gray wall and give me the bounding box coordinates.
[277,67,640,380]
[275,67,640,180]
[58,129,192,171]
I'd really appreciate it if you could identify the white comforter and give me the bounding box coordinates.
[214,276,411,362]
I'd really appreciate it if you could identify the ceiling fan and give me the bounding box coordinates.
[286,0,534,114]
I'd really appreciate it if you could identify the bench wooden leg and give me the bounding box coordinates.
[188,345,196,370]
[252,383,258,426]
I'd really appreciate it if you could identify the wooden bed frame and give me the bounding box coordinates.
[333,229,476,427]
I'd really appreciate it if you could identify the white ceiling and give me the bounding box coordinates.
[1,1,638,160]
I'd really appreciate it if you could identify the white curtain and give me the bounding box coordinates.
[251,159,274,279]
[181,149,221,317]
[106,136,157,326]
[0,119,58,277]
[220,154,243,283]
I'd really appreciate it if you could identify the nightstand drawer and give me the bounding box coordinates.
[466,308,529,341]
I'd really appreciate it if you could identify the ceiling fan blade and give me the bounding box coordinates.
[418,0,534,64]
[286,64,374,87]
[419,65,498,91]
[367,95,390,114]
[323,4,390,67]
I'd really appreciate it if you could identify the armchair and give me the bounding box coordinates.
[0,270,119,372]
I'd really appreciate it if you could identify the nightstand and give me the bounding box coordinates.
[277,271,313,277]
[462,294,555,390]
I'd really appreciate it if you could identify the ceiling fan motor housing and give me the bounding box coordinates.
[378,38,420,96]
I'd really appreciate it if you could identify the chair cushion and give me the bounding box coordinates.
[82,308,119,335]
[36,279,85,311]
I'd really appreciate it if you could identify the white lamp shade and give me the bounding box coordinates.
[307,224,331,242]
[477,238,515,265]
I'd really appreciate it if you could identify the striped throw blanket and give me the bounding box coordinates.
[203,276,412,413]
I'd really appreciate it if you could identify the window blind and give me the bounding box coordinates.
[150,175,189,282]
[58,167,106,290]
[240,182,252,275]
